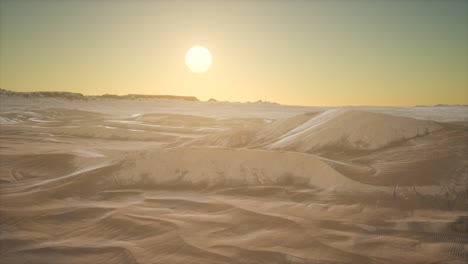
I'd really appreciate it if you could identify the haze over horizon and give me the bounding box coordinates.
[1,0,467,106]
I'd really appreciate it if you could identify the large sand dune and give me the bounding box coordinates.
[1,97,467,264]
[194,109,441,152]
[109,147,368,190]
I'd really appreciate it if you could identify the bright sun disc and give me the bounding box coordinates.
[185,46,212,72]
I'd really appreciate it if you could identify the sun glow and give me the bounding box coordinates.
[185,46,212,73]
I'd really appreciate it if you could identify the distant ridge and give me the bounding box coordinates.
[0,88,86,100]
[0,89,199,101]
[414,104,468,107]
[100,93,199,101]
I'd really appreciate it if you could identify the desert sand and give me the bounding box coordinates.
[1,95,467,264]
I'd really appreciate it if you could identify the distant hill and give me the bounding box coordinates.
[414,104,468,107]
[0,89,199,101]
[0,88,86,100]
[100,93,198,101]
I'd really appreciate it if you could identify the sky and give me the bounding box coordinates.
[1,0,467,106]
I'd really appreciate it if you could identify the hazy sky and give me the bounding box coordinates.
[1,0,467,106]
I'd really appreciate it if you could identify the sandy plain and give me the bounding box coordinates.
[1,96,467,264]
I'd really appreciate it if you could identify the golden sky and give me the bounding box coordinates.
[1,0,467,106]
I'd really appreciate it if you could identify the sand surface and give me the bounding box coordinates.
[1,97,467,263]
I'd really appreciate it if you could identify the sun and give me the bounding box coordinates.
[185,46,212,73]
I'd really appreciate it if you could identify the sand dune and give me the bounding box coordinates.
[1,98,467,264]
[194,109,441,153]
[108,147,368,190]
[265,109,440,152]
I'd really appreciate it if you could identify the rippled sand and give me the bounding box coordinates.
[1,98,467,263]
